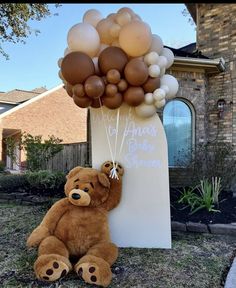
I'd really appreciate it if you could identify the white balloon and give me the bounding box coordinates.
[64,47,71,56]
[160,74,179,99]
[144,52,159,66]
[135,103,157,118]
[161,47,174,69]
[161,85,170,94]
[160,67,166,76]
[67,23,100,57]
[57,57,63,68]
[83,9,103,27]
[154,98,166,109]
[149,34,164,54]
[153,88,166,101]
[92,57,100,74]
[157,55,168,69]
[144,93,154,105]
[148,64,160,78]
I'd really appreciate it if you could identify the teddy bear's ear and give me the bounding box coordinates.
[66,166,83,179]
[97,173,110,188]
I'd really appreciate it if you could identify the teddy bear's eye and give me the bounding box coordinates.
[75,185,79,189]
[84,188,89,193]
[105,163,110,167]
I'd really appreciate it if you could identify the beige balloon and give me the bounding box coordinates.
[96,18,115,45]
[115,12,132,26]
[111,40,121,48]
[117,7,135,17]
[119,21,152,57]
[57,57,63,68]
[149,34,164,54]
[109,23,121,38]
[83,9,103,27]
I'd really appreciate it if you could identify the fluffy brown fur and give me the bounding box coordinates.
[27,163,124,287]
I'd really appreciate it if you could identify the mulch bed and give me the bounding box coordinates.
[170,189,236,225]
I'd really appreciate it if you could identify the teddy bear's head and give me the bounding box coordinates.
[64,166,110,207]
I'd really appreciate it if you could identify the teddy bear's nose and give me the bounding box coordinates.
[72,193,81,200]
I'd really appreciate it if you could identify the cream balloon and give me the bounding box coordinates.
[154,98,166,109]
[160,67,166,76]
[111,40,121,47]
[109,23,121,38]
[119,21,152,57]
[83,9,103,27]
[161,47,174,69]
[96,18,115,45]
[107,13,117,21]
[153,88,166,101]
[64,47,71,56]
[148,65,160,78]
[57,57,63,68]
[161,85,170,94]
[160,74,179,99]
[149,34,164,55]
[144,52,159,66]
[144,93,154,105]
[115,12,132,26]
[157,55,168,69]
[135,103,157,118]
[117,7,135,17]
[67,23,100,57]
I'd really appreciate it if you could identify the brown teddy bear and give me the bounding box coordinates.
[27,161,124,287]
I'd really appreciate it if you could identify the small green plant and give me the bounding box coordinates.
[212,176,222,205]
[0,161,5,172]
[177,186,198,211]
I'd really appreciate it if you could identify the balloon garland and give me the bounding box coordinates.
[58,7,179,178]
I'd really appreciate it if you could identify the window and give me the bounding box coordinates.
[163,99,194,167]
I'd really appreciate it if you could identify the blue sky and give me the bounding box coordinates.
[0,3,196,92]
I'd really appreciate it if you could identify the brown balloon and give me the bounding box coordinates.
[142,77,160,93]
[61,52,95,85]
[124,58,149,86]
[91,97,102,108]
[84,75,105,99]
[98,47,128,75]
[105,83,118,97]
[117,79,128,92]
[73,95,92,108]
[102,76,108,85]
[65,83,73,97]
[72,83,85,98]
[103,93,123,109]
[123,86,145,107]
[106,69,121,84]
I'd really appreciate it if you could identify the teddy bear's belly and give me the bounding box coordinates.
[53,207,110,256]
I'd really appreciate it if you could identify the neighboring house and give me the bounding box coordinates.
[0,86,87,170]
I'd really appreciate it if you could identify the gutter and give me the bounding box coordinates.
[173,56,226,73]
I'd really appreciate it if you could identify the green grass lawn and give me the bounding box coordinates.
[0,202,235,288]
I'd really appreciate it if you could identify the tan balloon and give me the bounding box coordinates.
[96,18,115,45]
[84,75,105,98]
[117,7,135,17]
[57,58,63,68]
[123,86,145,107]
[72,84,85,98]
[119,21,152,57]
[124,58,149,86]
[83,9,103,27]
[73,95,92,108]
[106,69,121,84]
[142,77,160,93]
[117,79,128,92]
[103,93,123,109]
[105,84,118,97]
[109,23,121,38]
[111,40,121,48]
[65,83,73,97]
[107,13,117,21]
[115,12,131,26]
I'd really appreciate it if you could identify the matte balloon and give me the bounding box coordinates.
[109,23,121,38]
[103,93,123,109]
[61,52,95,85]
[111,40,121,48]
[58,70,65,81]
[115,12,131,26]
[64,47,71,56]
[119,21,152,57]
[153,88,166,101]
[148,65,161,78]
[149,34,164,54]
[161,85,170,94]
[160,74,179,99]
[144,93,154,105]
[73,95,92,108]
[57,58,63,68]
[67,23,100,57]
[106,69,121,84]
[117,7,135,17]
[105,84,118,97]
[132,14,142,21]
[144,52,159,66]
[107,13,117,21]
[96,43,109,56]
[123,87,145,107]
[98,46,128,74]
[161,47,174,69]
[154,98,166,109]
[84,75,105,98]
[83,9,103,27]
[73,84,85,98]
[157,56,168,69]
[65,83,73,97]
[124,58,149,86]
[142,77,160,93]
[117,79,128,92]
[96,18,115,45]
[135,103,156,118]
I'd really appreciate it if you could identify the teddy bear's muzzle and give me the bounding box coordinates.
[68,189,91,206]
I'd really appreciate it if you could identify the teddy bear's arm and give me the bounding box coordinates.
[100,180,122,211]
[27,198,69,248]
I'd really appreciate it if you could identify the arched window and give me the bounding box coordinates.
[163,99,194,167]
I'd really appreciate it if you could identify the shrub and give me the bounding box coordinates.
[0,161,5,173]
[0,174,28,192]
[25,170,66,196]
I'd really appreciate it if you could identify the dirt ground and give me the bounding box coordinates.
[0,202,235,288]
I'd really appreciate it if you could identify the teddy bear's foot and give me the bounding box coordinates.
[34,254,71,282]
[75,255,112,287]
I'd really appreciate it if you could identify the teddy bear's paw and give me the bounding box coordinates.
[75,259,112,287]
[101,161,124,178]
[36,259,69,282]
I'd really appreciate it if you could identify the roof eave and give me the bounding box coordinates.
[185,3,197,24]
